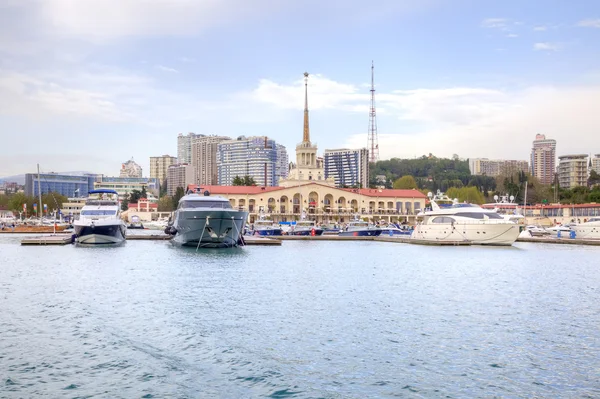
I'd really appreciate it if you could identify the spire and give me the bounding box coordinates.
[302,72,310,144]
[368,61,379,163]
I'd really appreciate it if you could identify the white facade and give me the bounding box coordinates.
[119,158,143,178]
[592,154,600,174]
[217,136,279,186]
[150,155,177,185]
[276,144,289,181]
[177,132,203,164]
[167,164,194,196]
[324,148,369,187]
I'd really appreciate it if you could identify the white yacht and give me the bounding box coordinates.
[73,189,127,244]
[571,217,600,239]
[482,194,525,224]
[165,188,248,248]
[411,191,520,246]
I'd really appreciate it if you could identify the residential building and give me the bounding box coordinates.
[530,134,557,185]
[324,148,369,188]
[150,155,177,188]
[187,182,427,224]
[25,173,99,198]
[167,163,194,196]
[217,136,280,187]
[177,132,204,164]
[591,154,600,174]
[119,158,143,178]
[279,72,335,187]
[94,177,159,199]
[558,154,588,189]
[469,158,529,176]
[276,144,289,181]
[191,135,231,186]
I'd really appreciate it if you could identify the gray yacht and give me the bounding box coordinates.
[165,189,248,248]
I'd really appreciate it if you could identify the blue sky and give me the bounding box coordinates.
[1,0,599,177]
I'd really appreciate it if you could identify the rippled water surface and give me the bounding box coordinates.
[1,234,600,398]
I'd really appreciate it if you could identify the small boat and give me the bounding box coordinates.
[339,219,382,237]
[379,223,412,237]
[252,215,282,236]
[524,225,550,237]
[127,215,145,229]
[545,224,572,238]
[73,189,127,244]
[289,220,324,236]
[165,188,248,248]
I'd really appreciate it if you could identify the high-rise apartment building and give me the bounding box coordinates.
[469,158,529,176]
[591,154,600,174]
[217,136,280,186]
[276,144,289,181]
[177,132,203,164]
[167,163,194,196]
[192,135,231,186]
[530,134,557,185]
[119,158,143,178]
[323,148,369,188]
[150,155,177,188]
[558,154,588,189]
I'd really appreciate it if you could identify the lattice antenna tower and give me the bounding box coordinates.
[368,61,379,163]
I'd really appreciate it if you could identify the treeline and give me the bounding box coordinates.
[0,192,68,215]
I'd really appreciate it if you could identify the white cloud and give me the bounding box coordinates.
[533,26,547,31]
[534,42,561,51]
[506,33,518,38]
[247,75,600,161]
[156,65,179,73]
[481,18,509,29]
[577,19,600,28]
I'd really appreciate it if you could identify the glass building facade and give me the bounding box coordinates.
[25,173,99,198]
[217,136,281,186]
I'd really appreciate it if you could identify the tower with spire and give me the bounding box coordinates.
[279,72,335,187]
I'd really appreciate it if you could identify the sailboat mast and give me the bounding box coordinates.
[37,164,43,225]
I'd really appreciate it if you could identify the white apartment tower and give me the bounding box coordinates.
[149,155,177,184]
[177,132,203,164]
[191,135,231,185]
[119,158,143,178]
[217,136,280,186]
[558,154,588,189]
[530,134,557,185]
[323,148,369,188]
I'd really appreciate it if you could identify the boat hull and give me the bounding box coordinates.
[74,224,126,244]
[289,228,324,236]
[339,229,382,237]
[571,225,600,239]
[254,228,283,236]
[171,209,248,248]
[380,229,411,236]
[411,223,520,245]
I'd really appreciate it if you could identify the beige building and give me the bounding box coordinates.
[150,155,177,184]
[469,158,528,176]
[591,154,600,174]
[187,182,427,224]
[530,134,556,185]
[558,154,588,189]
[279,72,334,187]
[191,135,231,186]
[167,163,194,196]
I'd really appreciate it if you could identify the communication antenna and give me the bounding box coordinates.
[367,61,379,163]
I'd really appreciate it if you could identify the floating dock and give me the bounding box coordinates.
[516,237,600,246]
[21,235,73,245]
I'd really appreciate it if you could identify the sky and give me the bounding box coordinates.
[1,0,599,178]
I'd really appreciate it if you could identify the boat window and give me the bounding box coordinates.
[179,200,232,209]
[431,216,455,224]
[81,210,117,216]
[455,212,504,220]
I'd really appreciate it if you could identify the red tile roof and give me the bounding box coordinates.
[186,184,427,198]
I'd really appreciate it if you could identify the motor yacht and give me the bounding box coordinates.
[339,218,382,237]
[379,223,412,237]
[411,191,520,246]
[252,214,283,236]
[165,188,248,248]
[571,217,600,239]
[73,189,127,244]
[289,220,324,236]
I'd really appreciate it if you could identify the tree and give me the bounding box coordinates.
[393,175,418,189]
[243,175,257,186]
[141,186,147,199]
[232,176,243,186]
[129,189,142,204]
[8,193,29,213]
[157,196,173,212]
[41,192,68,216]
[172,187,185,210]
[446,186,485,204]
[121,193,130,211]
[588,170,600,187]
